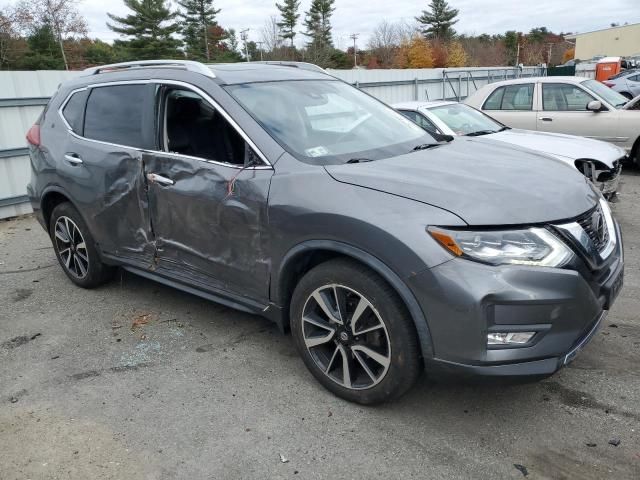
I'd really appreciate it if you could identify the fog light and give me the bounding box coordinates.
[487,332,535,345]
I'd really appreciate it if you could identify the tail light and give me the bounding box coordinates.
[26,124,41,146]
[602,81,614,88]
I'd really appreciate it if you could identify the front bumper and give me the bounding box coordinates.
[596,160,623,197]
[407,229,623,379]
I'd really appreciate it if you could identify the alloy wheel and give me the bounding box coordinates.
[54,216,89,279]
[301,284,391,390]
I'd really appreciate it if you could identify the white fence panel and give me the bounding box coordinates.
[0,70,79,219]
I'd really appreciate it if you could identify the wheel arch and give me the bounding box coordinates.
[41,187,75,233]
[274,240,434,360]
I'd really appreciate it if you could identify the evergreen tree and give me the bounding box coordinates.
[275,0,300,48]
[303,0,335,65]
[416,0,459,40]
[177,0,220,60]
[15,24,65,70]
[107,0,182,60]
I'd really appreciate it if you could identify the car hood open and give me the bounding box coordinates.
[485,129,625,167]
[325,137,599,226]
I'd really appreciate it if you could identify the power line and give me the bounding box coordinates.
[349,33,359,68]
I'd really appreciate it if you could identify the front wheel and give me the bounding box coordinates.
[49,202,115,288]
[290,259,422,404]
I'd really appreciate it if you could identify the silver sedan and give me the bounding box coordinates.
[603,70,640,99]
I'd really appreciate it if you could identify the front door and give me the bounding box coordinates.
[144,84,274,302]
[536,83,619,144]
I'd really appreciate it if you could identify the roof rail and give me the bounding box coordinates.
[247,61,327,74]
[82,60,215,78]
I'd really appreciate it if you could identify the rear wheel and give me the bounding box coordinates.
[290,259,422,404]
[620,91,633,100]
[49,202,115,288]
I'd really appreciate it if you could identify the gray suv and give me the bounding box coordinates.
[26,60,624,404]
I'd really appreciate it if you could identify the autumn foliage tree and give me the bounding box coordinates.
[446,40,467,67]
[562,47,575,64]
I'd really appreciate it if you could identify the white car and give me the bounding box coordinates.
[464,76,640,166]
[394,100,625,197]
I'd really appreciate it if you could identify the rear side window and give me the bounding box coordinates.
[484,84,534,111]
[628,74,640,82]
[84,85,147,148]
[61,90,88,134]
[399,110,440,135]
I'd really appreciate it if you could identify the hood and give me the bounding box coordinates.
[485,129,624,167]
[325,137,599,226]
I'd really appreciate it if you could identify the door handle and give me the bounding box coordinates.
[538,117,553,122]
[64,153,83,165]
[146,173,175,186]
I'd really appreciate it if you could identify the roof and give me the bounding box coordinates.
[565,22,640,39]
[207,62,331,85]
[393,100,455,110]
[80,60,331,86]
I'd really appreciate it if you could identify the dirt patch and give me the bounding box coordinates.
[12,288,33,302]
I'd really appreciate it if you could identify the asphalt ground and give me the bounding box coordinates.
[1,171,639,479]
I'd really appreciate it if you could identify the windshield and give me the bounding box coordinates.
[225,80,435,164]
[582,79,629,108]
[428,103,504,136]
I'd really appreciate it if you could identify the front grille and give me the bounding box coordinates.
[575,205,609,253]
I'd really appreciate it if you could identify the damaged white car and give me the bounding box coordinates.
[395,101,625,198]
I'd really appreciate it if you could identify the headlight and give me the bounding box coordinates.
[428,226,573,267]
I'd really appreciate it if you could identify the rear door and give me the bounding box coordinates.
[480,83,537,129]
[143,82,274,302]
[626,74,640,97]
[59,82,156,266]
[536,82,619,142]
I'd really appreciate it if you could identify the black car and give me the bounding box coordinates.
[26,60,624,404]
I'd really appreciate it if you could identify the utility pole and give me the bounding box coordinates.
[547,43,553,66]
[240,28,250,62]
[515,43,521,67]
[257,41,264,61]
[349,33,359,68]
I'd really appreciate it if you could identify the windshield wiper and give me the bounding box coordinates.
[465,130,498,137]
[497,126,510,132]
[347,158,373,163]
[412,143,441,151]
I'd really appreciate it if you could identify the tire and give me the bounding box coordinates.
[49,202,115,288]
[290,258,422,404]
[620,92,633,100]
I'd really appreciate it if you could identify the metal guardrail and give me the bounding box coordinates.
[351,67,546,101]
[0,97,50,108]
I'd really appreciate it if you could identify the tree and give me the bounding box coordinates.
[84,39,117,65]
[276,0,300,48]
[177,0,220,60]
[17,0,87,70]
[446,40,467,67]
[504,30,519,65]
[16,24,65,69]
[562,47,574,64]
[416,0,459,40]
[367,20,400,68]
[107,0,182,60]
[303,0,335,66]
[407,36,433,68]
[261,15,286,59]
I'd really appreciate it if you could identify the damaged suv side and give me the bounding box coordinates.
[27,61,624,404]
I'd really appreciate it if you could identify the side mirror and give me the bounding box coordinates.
[587,100,603,112]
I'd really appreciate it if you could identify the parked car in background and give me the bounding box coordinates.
[394,100,625,197]
[603,70,640,99]
[26,60,624,404]
[464,77,640,166]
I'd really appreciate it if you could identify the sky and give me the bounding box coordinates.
[3,0,639,49]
